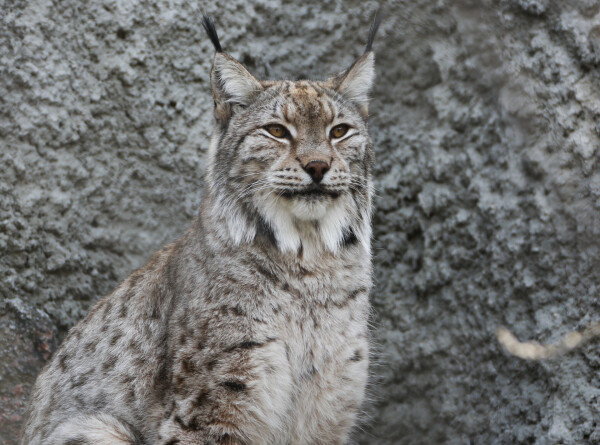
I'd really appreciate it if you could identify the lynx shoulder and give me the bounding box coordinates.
[22,12,382,445]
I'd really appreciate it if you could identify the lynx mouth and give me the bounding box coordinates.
[280,186,340,199]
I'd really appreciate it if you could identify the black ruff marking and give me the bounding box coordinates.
[341,226,358,247]
[256,215,278,248]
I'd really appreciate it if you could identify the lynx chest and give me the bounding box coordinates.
[249,260,372,444]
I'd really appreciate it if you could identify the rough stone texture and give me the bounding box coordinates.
[2,0,600,444]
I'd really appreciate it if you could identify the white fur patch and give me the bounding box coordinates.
[258,194,302,253]
[318,198,351,253]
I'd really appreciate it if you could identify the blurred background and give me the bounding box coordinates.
[2,0,600,443]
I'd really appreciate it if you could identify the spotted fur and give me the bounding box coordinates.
[22,12,381,445]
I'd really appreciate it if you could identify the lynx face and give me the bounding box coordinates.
[205,34,376,255]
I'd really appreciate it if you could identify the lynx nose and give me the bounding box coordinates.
[303,160,330,184]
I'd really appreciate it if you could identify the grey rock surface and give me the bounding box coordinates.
[2,0,600,443]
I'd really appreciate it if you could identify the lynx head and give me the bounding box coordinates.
[202,14,381,256]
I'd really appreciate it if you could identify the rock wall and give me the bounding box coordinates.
[2,1,600,443]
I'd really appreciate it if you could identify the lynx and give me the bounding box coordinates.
[22,12,381,445]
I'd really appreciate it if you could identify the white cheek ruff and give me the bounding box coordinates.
[253,190,365,256]
[214,181,371,256]
[211,185,257,246]
[258,195,302,253]
[317,198,352,253]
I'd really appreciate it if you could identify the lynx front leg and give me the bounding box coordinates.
[157,339,293,445]
[156,394,252,445]
[157,419,244,445]
[157,381,290,445]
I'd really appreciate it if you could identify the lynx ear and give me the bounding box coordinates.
[211,53,263,106]
[202,15,263,121]
[326,10,381,117]
[335,52,375,115]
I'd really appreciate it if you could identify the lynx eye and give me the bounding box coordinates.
[330,124,350,139]
[265,124,288,139]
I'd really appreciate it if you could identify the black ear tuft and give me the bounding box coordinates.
[202,15,223,53]
[364,8,382,54]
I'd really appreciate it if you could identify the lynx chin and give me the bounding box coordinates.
[22,12,382,445]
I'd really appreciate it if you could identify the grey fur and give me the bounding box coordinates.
[22,15,379,445]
